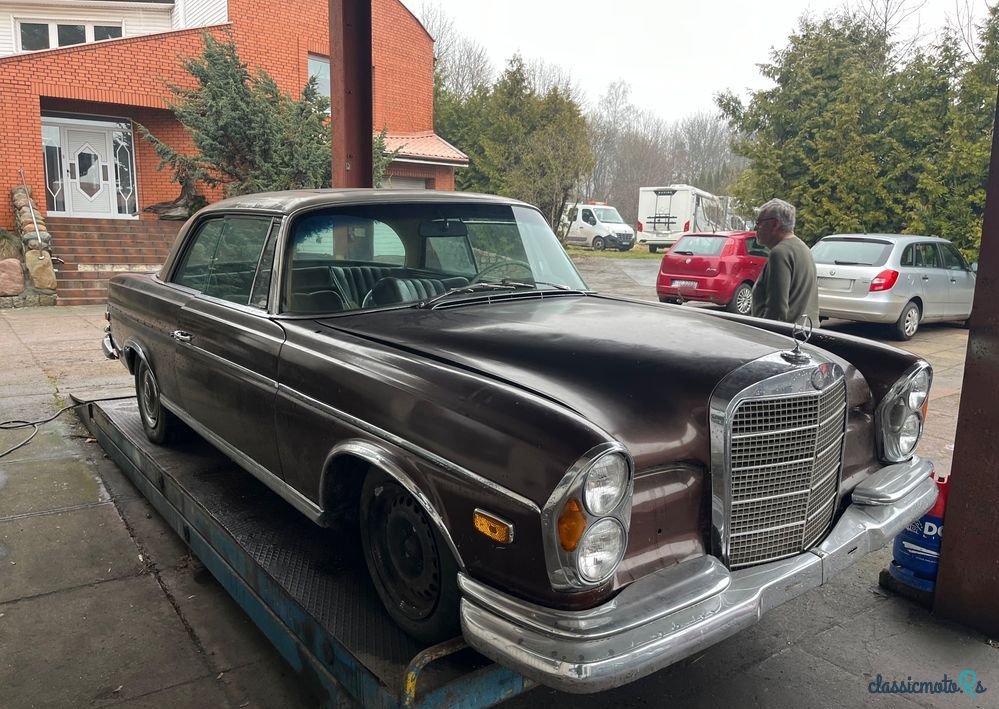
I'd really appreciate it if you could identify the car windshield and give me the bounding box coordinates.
[283,202,588,313]
[671,235,728,256]
[593,207,624,224]
[811,237,894,266]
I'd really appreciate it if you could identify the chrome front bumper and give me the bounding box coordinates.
[459,457,937,693]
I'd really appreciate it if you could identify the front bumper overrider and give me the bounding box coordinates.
[459,457,937,693]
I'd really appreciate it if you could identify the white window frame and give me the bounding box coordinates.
[308,54,331,113]
[14,18,125,52]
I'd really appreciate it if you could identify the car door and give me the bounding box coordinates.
[743,236,769,281]
[173,214,287,476]
[579,208,596,246]
[909,242,947,320]
[938,242,976,319]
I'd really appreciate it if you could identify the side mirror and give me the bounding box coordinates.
[971,262,978,273]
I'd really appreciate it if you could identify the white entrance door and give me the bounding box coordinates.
[65,128,113,215]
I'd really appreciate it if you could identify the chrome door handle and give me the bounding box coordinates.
[171,330,192,342]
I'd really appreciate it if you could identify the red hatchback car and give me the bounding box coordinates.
[656,231,769,315]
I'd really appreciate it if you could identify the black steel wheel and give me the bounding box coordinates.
[135,359,177,444]
[360,473,460,644]
[592,236,606,251]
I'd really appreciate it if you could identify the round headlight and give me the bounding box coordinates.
[583,454,629,515]
[907,369,930,410]
[899,412,921,455]
[576,518,626,583]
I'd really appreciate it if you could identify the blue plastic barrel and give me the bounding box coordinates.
[887,474,948,592]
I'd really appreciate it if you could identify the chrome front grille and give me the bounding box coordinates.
[727,378,847,569]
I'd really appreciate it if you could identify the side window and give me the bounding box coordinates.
[940,243,968,271]
[173,219,225,292]
[746,237,768,257]
[204,216,274,304]
[582,209,595,225]
[249,220,281,309]
[373,222,405,264]
[914,243,941,268]
[900,245,914,267]
[426,236,476,276]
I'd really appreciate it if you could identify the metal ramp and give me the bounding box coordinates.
[80,398,534,708]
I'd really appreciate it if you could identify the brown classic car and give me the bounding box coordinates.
[103,190,938,693]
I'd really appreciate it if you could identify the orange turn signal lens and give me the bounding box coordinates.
[558,499,587,552]
[473,509,514,544]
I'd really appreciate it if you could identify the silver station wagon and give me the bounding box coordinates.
[813,234,976,340]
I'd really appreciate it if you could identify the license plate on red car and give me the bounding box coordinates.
[672,280,698,288]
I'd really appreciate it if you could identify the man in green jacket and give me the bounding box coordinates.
[751,198,819,325]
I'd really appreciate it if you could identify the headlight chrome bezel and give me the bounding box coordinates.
[542,443,634,590]
[877,361,933,463]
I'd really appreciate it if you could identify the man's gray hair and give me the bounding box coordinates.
[759,198,796,233]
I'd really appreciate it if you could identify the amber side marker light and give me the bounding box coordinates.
[473,509,514,544]
[558,499,587,552]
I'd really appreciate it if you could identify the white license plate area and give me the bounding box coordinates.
[672,279,698,288]
[818,277,854,291]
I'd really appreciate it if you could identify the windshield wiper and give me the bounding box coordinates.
[674,250,694,255]
[833,260,871,266]
[417,282,517,308]
[416,280,572,309]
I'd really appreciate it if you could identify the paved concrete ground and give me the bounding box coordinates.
[0,255,994,708]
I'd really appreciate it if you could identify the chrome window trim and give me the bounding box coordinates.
[709,350,848,567]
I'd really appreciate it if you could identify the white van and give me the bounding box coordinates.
[563,202,635,251]
[636,185,742,253]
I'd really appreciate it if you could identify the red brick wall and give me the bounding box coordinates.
[387,163,456,191]
[371,0,435,131]
[0,0,445,231]
[0,26,221,228]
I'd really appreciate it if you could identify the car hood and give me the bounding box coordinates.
[321,294,802,469]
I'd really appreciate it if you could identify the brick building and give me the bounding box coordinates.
[0,0,466,304]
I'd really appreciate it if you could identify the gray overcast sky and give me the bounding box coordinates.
[399,0,984,122]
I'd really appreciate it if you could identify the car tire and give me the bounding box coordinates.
[618,246,632,252]
[359,472,460,645]
[592,237,605,251]
[649,245,658,254]
[893,301,921,341]
[727,283,753,315]
[135,359,177,445]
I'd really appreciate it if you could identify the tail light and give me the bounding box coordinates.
[636,222,643,232]
[870,269,900,292]
[720,239,736,257]
[683,220,690,232]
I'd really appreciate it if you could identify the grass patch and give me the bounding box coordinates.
[565,245,661,261]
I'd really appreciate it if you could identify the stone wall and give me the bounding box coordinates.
[0,185,57,309]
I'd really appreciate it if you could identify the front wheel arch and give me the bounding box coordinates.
[319,441,465,570]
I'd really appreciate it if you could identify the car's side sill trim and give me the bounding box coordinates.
[160,395,324,523]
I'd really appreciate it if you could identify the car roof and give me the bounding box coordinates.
[818,233,951,244]
[198,189,532,215]
[680,231,756,239]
